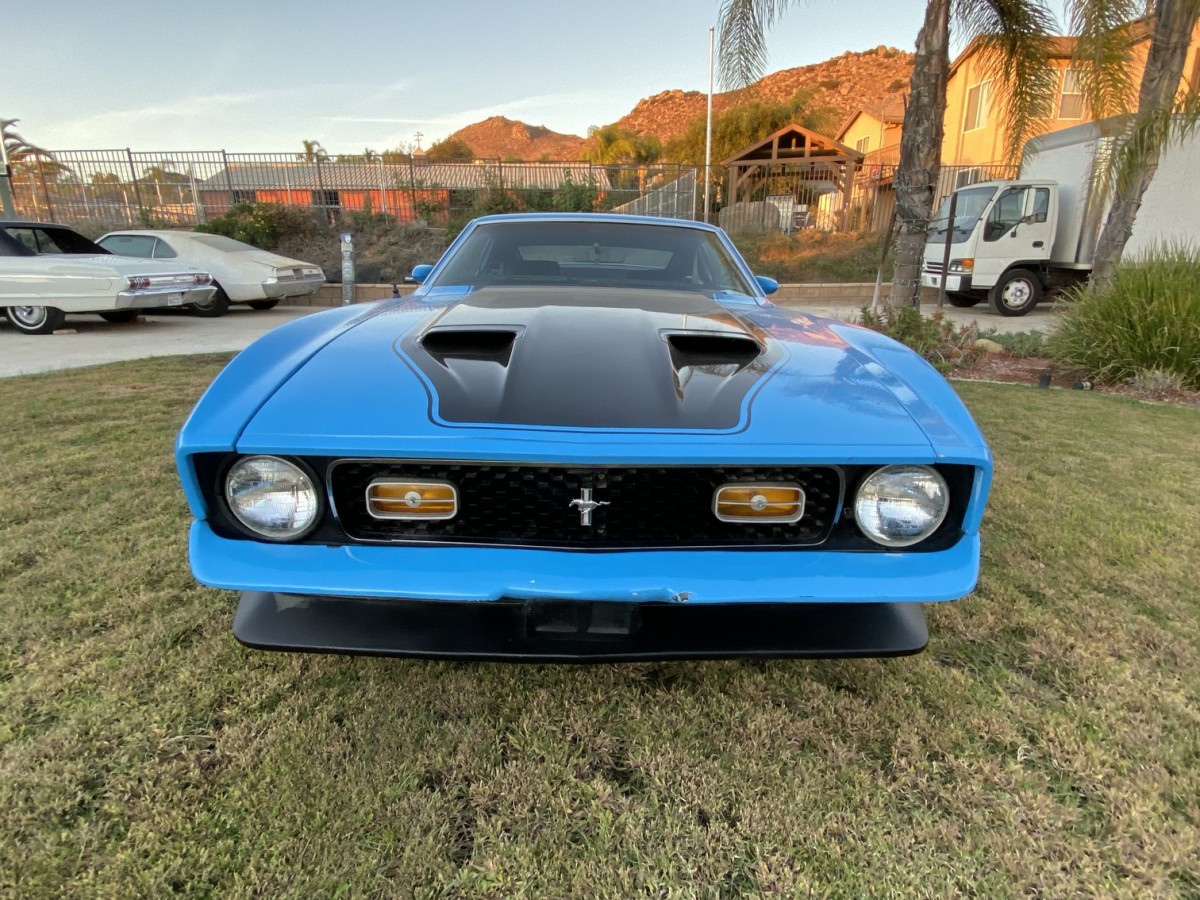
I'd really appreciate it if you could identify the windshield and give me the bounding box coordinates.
[927,186,997,244]
[433,221,758,296]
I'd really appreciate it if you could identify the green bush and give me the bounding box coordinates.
[194,201,295,250]
[978,329,1047,358]
[1048,246,1200,389]
[856,304,982,373]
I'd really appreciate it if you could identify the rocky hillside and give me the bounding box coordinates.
[447,46,914,161]
[446,116,587,162]
[615,46,913,145]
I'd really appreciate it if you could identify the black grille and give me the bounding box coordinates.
[328,461,842,549]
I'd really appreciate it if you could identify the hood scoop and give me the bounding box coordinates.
[666,333,761,372]
[400,289,782,429]
[422,328,519,366]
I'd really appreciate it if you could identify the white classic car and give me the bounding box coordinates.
[98,230,325,317]
[0,221,217,336]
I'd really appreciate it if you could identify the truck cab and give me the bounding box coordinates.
[921,180,1059,316]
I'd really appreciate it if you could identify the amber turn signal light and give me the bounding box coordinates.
[713,483,805,523]
[366,480,458,520]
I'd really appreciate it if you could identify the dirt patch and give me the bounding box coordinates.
[954,353,1200,408]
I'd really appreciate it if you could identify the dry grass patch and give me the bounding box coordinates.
[0,360,1197,897]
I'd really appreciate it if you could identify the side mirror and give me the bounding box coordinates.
[755,275,779,296]
[410,264,434,284]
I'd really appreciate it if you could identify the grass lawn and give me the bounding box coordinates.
[1,357,1198,898]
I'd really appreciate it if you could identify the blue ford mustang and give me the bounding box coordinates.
[177,213,992,661]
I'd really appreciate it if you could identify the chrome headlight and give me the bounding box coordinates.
[854,465,949,548]
[225,455,320,540]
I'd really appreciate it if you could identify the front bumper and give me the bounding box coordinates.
[117,284,217,310]
[190,523,982,606]
[234,591,929,661]
[920,271,971,292]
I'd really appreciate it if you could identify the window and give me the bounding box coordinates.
[1058,69,1084,119]
[1032,188,1050,223]
[152,238,178,259]
[855,136,870,154]
[98,234,157,258]
[955,167,983,189]
[984,187,1028,241]
[964,80,991,132]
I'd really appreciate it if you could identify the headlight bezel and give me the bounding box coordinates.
[852,464,951,549]
[222,454,324,542]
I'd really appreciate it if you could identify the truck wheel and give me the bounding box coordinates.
[947,292,982,308]
[190,285,231,318]
[5,305,66,335]
[990,269,1042,317]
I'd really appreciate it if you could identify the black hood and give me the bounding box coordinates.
[398,286,782,429]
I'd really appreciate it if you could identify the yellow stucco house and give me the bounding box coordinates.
[838,16,1200,171]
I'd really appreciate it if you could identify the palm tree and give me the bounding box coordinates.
[2,118,57,216]
[719,0,1059,306]
[299,139,329,163]
[719,0,1200,299]
[1079,0,1200,281]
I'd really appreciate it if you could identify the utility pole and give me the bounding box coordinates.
[704,26,715,224]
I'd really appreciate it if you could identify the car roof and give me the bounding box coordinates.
[101,230,204,237]
[470,212,722,233]
[0,220,82,230]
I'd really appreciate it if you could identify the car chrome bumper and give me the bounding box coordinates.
[261,277,324,299]
[233,591,929,661]
[117,284,217,310]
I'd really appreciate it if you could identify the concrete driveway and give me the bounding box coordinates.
[0,306,333,378]
[0,296,1058,379]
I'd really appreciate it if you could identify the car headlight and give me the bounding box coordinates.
[225,455,320,540]
[854,465,949,547]
[948,258,974,274]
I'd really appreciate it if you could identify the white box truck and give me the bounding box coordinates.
[920,117,1200,316]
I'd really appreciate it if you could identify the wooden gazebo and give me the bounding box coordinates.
[722,124,864,230]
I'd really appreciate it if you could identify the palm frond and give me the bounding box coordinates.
[956,0,1060,163]
[1065,0,1142,120]
[1099,91,1200,200]
[716,0,799,91]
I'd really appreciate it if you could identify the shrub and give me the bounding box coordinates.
[856,304,982,373]
[194,202,317,249]
[1047,245,1200,389]
[733,230,888,283]
[978,329,1047,358]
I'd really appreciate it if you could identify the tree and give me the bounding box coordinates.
[718,0,1200,300]
[718,0,1059,306]
[139,163,190,205]
[425,137,475,162]
[666,90,836,167]
[1082,0,1200,281]
[2,118,56,216]
[584,125,664,192]
[298,139,329,162]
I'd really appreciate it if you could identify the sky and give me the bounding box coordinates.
[5,0,1069,155]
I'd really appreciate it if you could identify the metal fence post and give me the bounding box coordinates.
[377,159,388,215]
[315,155,328,223]
[127,149,145,222]
[221,150,235,214]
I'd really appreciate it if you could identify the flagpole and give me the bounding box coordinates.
[704,26,715,224]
